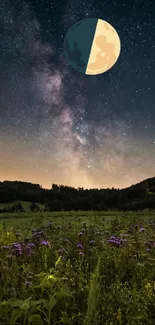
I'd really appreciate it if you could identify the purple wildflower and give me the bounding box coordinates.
[41,240,49,246]
[107,236,127,247]
[27,243,35,248]
[37,231,44,236]
[26,247,32,255]
[12,243,22,256]
[139,227,145,232]
[89,240,95,244]
[15,249,22,256]
[12,243,21,247]
[58,248,67,253]
[1,245,9,249]
[77,244,84,249]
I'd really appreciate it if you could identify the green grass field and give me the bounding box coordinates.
[0,210,155,325]
[0,201,45,212]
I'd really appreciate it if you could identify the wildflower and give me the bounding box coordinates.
[58,248,67,253]
[107,236,127,247]
[104,231,110,234]
[58,248,64,253]
[95,231,100,235]
[15,232,21,237]
[89,240,95,244]
[78,232,83,236]
[31,229,37,233]
[79,251,84,256]
[1,245,9,249]
[146,248,151,252]
[139,227,145,232]
[12,243,20,246]
[12,243,22,256]
[36,231,44,236]
[41,240,49,246]
[26,247,32,255]
[15,249,22,256]
[77,244,84,249]
[57,225,62,230]
[64,238,69,242]
[27,243,35,248]
[25,281,32,287]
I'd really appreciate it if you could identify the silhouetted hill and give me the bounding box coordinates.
[130,176,155,192]
[0,177,155,211]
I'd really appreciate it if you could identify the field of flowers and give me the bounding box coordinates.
[1,211,155,325]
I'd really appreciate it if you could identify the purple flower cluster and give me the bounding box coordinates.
[12,243,22,256]
[26,243,35,255]
[32,229,45,239]
[107,236,127,247]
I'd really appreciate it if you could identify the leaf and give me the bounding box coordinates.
[30,299,45,307]
[28,314,43,325]
[10,309,23,325]
[61,285,73,297]
[42,297,57,310]
[42,300,50,310]
[60,316,73,324]
[49,297,57,310]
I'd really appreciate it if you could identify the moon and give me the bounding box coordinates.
[86,19,121,75]
[64,18,121,75]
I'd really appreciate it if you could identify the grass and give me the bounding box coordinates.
[0,201,45,212]
[0,210,155,324]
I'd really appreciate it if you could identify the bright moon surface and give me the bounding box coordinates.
[86,19,121,75]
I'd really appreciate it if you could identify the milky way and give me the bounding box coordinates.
[0,0,155,189]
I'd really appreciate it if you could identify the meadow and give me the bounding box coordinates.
[0,210,155,325]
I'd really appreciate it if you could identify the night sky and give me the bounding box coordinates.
[0,0,155,189]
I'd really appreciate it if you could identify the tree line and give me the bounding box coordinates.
[0,178,155,212]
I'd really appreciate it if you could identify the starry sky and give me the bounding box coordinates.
[0,0,155,190]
